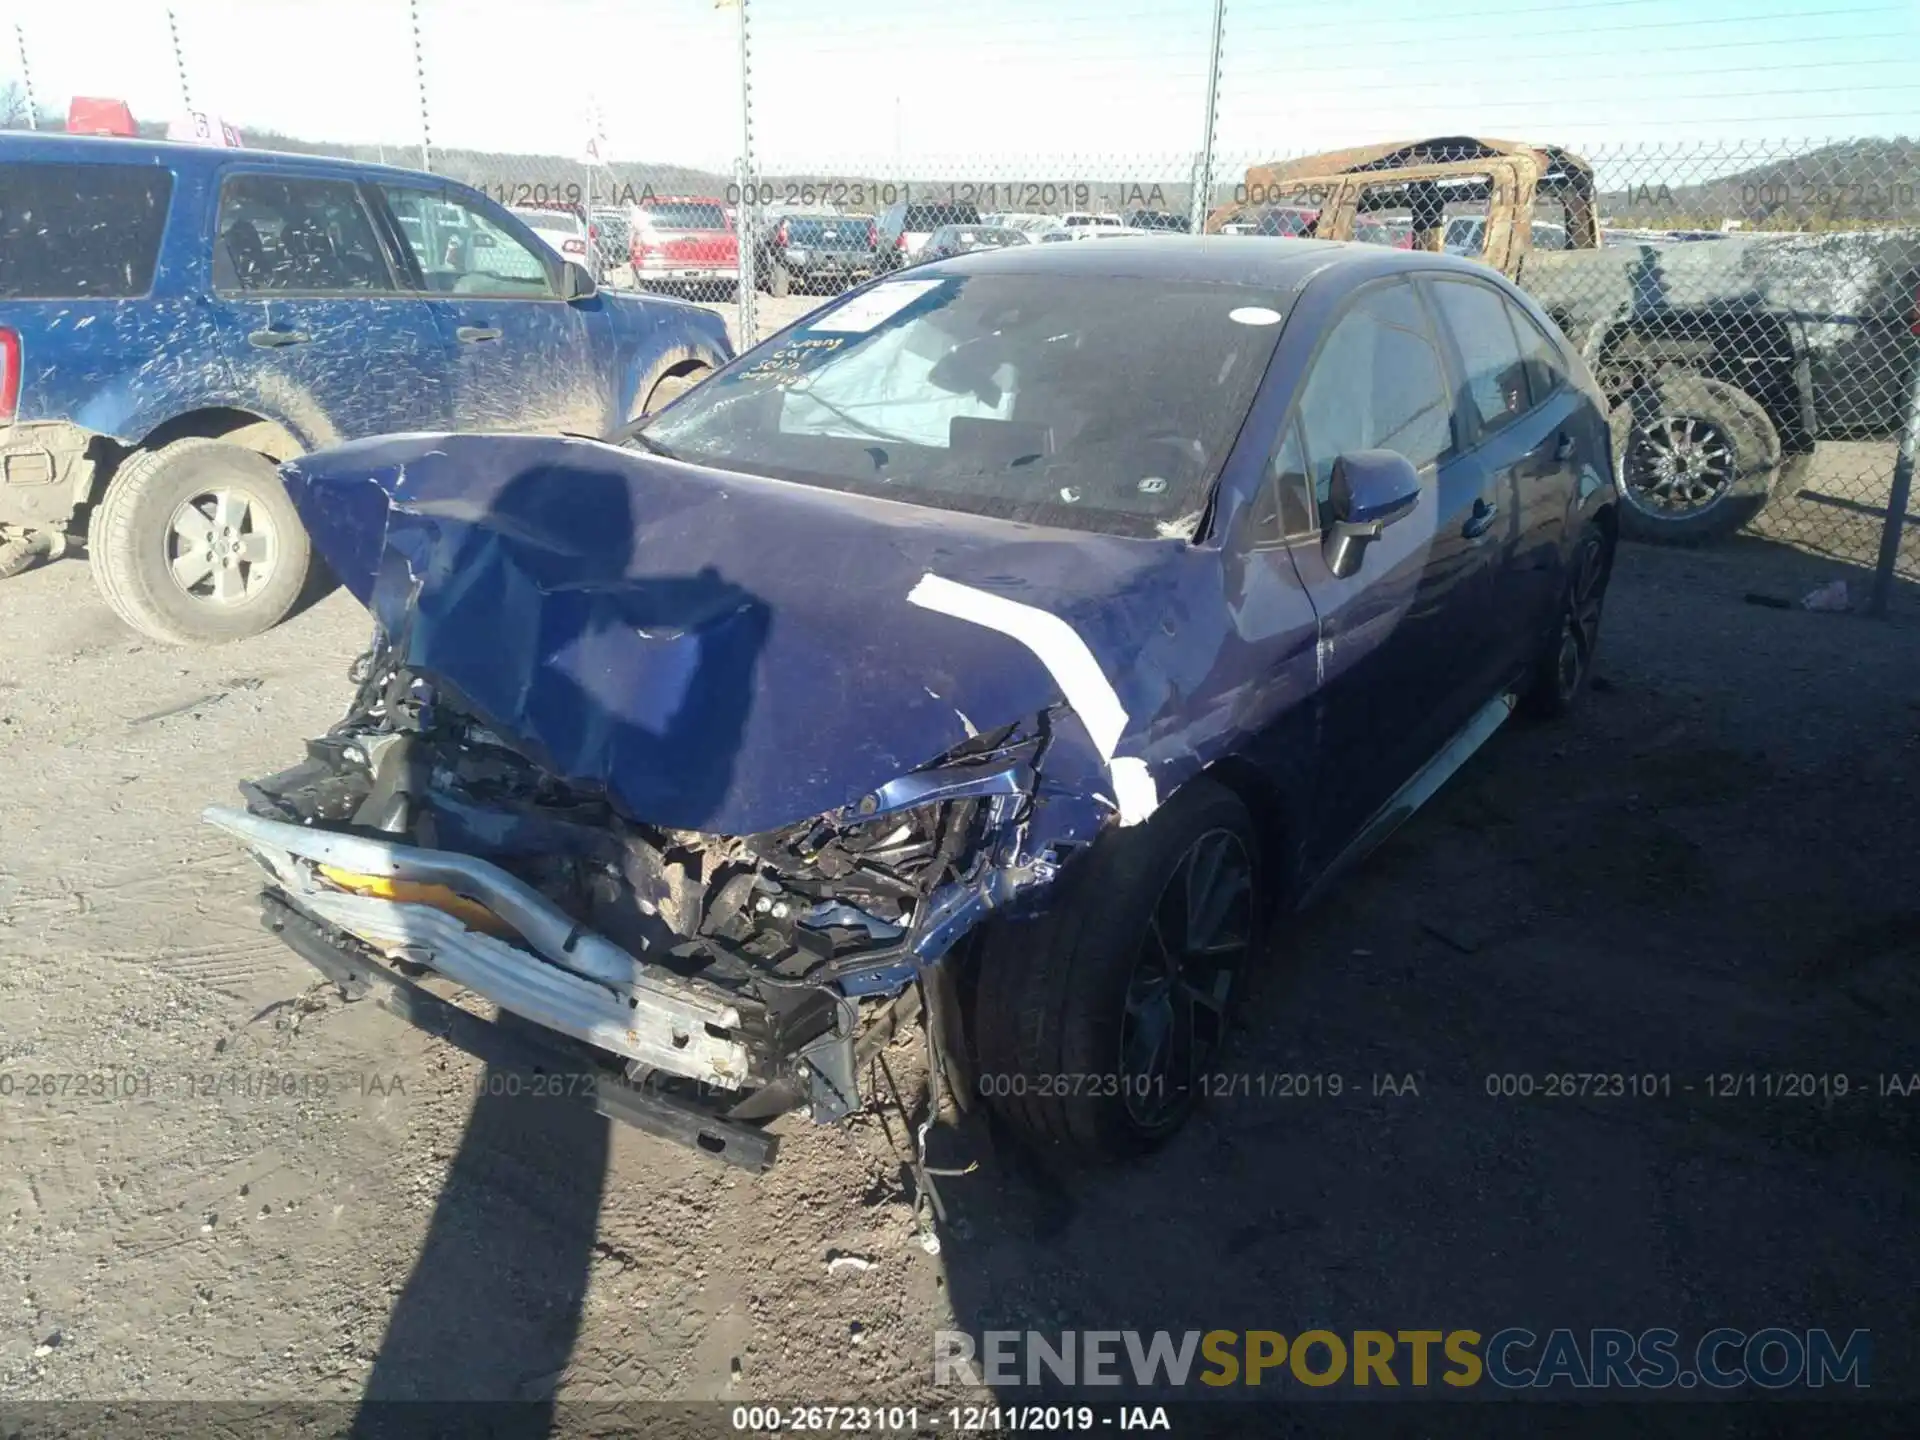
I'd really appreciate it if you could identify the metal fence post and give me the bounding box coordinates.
[166,8,192,112]
[1188,0,1226,234]
[408,0,432,172]
[1867,359,1920,617]
[13,23,37,129]
[733,0,760,349]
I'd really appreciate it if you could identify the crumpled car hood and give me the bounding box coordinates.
[281,434,1194,835]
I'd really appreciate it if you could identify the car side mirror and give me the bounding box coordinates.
[560,259,598,301]
[1322,449,1421,578]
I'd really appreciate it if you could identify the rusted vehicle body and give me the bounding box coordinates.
[1208,137,1920,542]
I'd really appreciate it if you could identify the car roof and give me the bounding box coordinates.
[906,234,1506,289]
[0,129,457,186]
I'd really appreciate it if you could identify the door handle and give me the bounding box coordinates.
[456,325,502,343]
[247,328,310,348]
[1462,498,1500,539]
[1553,431,1577,462]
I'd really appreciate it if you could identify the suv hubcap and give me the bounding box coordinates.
[168,488,276,605]
[1623,414,1736,517]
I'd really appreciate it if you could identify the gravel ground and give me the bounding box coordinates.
[2,481,1919,1408]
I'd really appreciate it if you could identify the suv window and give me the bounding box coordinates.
[1428,277,1533,439]
[1296,281,1452,504]
[214,175,397,294]
[903,203,980,232]
[639,202,728,230]
[0,162,174,299]
[381,186,556,298]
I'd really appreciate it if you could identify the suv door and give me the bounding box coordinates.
[1281,277,1499,863]
[1424,275,1585,680]
[206,170,447,441]
[374,183,612,436]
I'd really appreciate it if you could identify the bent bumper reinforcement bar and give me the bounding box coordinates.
[262,891,779,1171]
[203,806,750,1088]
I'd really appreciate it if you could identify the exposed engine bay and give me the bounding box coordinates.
[210,633,1077,1145]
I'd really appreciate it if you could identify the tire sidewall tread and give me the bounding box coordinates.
[972,778,1259,1162]
[88,437,310,646]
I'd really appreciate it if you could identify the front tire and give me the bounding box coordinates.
[88,437,310,645]
[971,779,1259,1162]
[1610,372,1782,545]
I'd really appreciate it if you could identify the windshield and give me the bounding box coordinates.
[638,273,1291,537]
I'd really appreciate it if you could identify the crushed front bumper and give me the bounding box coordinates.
[205,806,920,1166]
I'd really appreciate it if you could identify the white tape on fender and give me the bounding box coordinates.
[906,572,1160,825]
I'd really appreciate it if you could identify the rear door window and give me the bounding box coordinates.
[1427,277,1534,439]
[214,174,398,294]
[0,162,174,299]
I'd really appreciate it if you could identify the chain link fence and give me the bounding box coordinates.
[2,2,1917,590]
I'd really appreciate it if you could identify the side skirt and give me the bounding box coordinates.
[1296,691,1518,911]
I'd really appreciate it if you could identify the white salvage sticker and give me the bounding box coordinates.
[809,279,943,333]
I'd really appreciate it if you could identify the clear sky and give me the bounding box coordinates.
[5,0,1917,187]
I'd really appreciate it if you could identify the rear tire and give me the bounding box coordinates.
[1520,521,1613,719]
[971,779,1259,1162]
[1610,372,1782,545]
[89,437,310,646]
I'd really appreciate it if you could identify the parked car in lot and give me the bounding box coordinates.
[509,205,590,264]
[206,238,1616,1169]
[1444,215,1569,256]
[590,206,632,275]
[754,212,877,296]
[0,133,733,642]
[985,213,1064,237]
[913,223,1031,263]
[1124,209,1191,232]
[630,196,739,295]
[873,199,982,268]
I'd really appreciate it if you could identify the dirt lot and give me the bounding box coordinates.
[3,478,1919,1408]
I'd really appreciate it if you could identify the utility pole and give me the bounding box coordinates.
[733,0,759,347]
[167,8,193,112]
[1188,0,1226,233]
[14,23,37,129]
[408,0,432,171]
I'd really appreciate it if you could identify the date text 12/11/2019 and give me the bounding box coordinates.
[728,1405,1171,1432]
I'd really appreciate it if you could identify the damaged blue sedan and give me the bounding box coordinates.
[206,239,1617,1168]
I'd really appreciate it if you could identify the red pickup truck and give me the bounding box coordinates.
[630,196,739,296]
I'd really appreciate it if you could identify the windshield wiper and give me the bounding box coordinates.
[622,429,679,459]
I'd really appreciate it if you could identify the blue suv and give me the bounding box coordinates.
[0,133,733,644]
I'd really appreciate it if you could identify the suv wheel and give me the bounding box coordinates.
[1610,372,1782,544]
[89,437,310,645]
[971,779,1259,1162]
